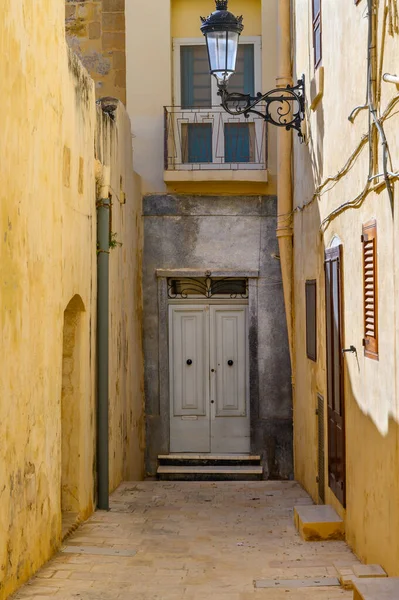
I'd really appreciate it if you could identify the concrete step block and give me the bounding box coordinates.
[336,566,357,590]
[353,564,387,579]
[157,464,263,481]
[294,504,344,541]
[336,565,386,590]
[353,577,399,600]
[157,453,262,467]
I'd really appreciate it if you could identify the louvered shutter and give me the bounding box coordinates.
[362,220,378,360]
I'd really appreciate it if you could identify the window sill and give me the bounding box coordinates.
[164,169,268,184]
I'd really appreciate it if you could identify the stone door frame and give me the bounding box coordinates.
[156,269,260,456]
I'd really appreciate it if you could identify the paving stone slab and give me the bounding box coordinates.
[61,545,137,557]
[254,577,341,588]
[353,564,387,578]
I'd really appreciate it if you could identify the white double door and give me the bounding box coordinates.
[169,304,250,453]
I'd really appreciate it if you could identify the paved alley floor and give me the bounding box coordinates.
[14,481,359,600]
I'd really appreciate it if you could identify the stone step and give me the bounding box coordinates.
[294,504,344,541]
[353,577,399,600]
[157,464,263,481]
[337,564,387,590]
[158,453,261,466]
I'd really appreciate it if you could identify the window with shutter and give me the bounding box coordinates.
[312,0,322,68]
[305,280,317,361]
[362,220,378,360]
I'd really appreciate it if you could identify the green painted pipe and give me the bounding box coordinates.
[97,194,110,511]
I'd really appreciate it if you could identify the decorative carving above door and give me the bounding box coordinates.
[168,272,248,299]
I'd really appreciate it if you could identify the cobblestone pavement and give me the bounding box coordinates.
[14,481,359,599]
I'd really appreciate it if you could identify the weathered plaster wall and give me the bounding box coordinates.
[65,0,126,103]
[292,0,399,575]
[96,107,145,487]
[142,194,292,479]
[0,2,143,597]
[125,0,278,195]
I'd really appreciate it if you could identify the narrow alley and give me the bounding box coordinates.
[14,482,356,600]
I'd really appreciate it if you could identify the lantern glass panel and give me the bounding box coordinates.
[206,30,239,85]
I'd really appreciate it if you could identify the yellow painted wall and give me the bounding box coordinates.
[0,2,144,597]
[292,0,399,575]
[126,0,278,195]
[126,0,172,194]
[172,0,261,38]
[96,108,145,487]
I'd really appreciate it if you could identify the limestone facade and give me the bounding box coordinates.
[65,0,126,103]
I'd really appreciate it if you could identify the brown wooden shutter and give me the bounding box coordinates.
[362,220,378,360]
[305,280,317,361]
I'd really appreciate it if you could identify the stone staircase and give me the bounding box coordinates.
[157,454,263,481]
[293,504,399,599]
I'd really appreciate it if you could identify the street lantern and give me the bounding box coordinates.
[200,0,305,139]
[200,0,243,87]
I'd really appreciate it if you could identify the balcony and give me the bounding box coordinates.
[163,106,268,185]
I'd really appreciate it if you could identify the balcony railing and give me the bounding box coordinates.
[164,106,268,171]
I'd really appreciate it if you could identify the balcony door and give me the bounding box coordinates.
[171,37,263,169]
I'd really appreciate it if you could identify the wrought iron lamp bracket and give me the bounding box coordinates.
[218,76,306,140]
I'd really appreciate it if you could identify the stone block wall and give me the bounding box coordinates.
[65,0,126,103]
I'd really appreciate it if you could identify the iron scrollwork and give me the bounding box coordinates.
[218,76,305,140]
[168,271,248,299]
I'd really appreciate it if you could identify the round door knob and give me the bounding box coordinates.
[186,359,193,366]
[228,360,234,366]
[211,369,215,373]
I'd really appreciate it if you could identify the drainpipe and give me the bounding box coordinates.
[96,161,111,511]
[276,0,294,371]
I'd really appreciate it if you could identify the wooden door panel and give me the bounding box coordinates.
[169,305,210,453]
[325,246,346,506]
[214,310,246,417]
[210,306,250,453]
[172,309,207,416]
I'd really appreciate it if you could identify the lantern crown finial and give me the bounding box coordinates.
[215,0,228,9]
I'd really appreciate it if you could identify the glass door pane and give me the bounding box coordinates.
[182,123,213,163]
[181,46,212,108]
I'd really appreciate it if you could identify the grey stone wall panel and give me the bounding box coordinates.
[142,194,292,479]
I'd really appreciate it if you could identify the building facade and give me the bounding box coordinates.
[123,0,293,478]
[292,0,399,576]
[0,2,144,598]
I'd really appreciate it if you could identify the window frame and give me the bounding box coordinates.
[312,0,322,69]
[173,36,262,108]
[305,279,317,361]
